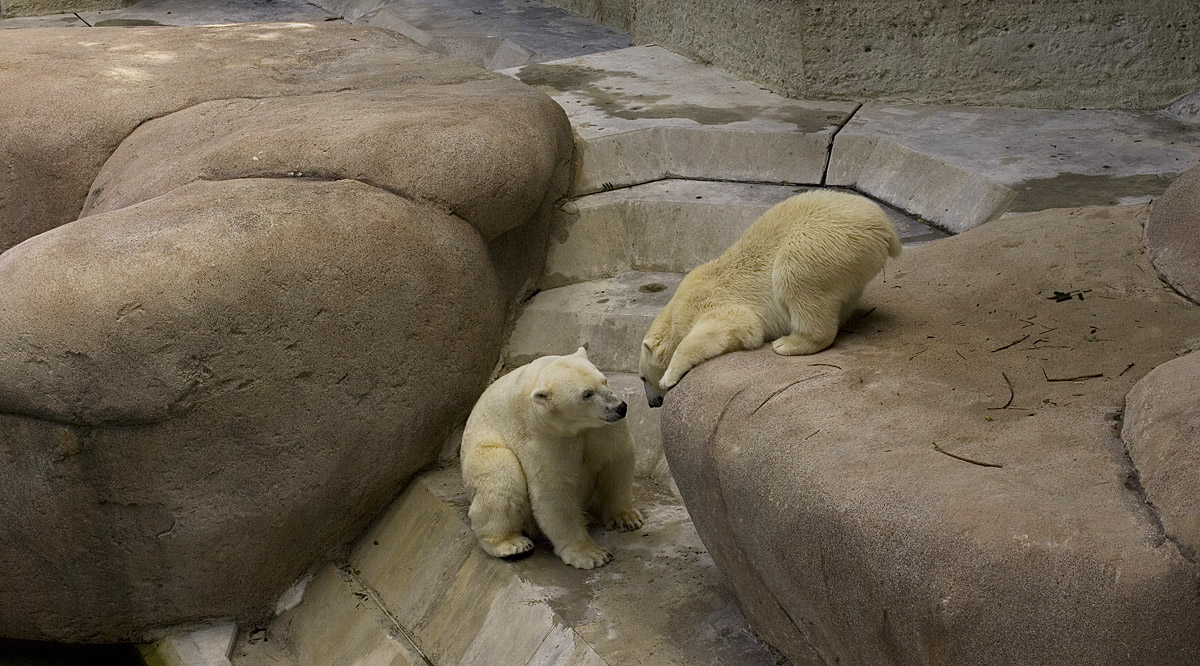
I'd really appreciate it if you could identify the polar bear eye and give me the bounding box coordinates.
[582,390,595,399]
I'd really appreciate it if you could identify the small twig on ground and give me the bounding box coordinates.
[933,442,1003,468]
[804,429,821,441]
[987,372,1016,410]
[1041,367,1104,382]
[808,363,842,370]
[991,334,1030,352]
[955,349,967,361]
[1118,363,1136,377]
[909,348,928,361]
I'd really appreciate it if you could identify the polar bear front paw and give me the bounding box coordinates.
[604,508,645,532]
[559,539,612,569]
[481,535,534,558]
[772,333,832,356]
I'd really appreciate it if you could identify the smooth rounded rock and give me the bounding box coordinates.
[1123,351,1200,560]
[0,24,500,252]
[663,204,1200,666]
[0,178,504,642]
[1146,165,1200,303]
[81,81,570,241]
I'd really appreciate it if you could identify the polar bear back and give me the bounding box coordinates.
[728,190,899,272]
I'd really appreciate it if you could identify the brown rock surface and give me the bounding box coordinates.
[0,24,512,252]
[662,205,1200,666]
[0,24,572,642]
[1146,165,1200,304]
[1123,351,1200,562]
[0,178,503,641]
[81,81,569,241]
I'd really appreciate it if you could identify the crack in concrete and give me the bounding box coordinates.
[339,563,436,666]
[821,102,861,187]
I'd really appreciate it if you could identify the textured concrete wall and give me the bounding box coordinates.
[540,0,1200,110]
[1,0,133,17]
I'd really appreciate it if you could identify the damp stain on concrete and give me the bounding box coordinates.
[516,63,845,131]
[515,62,639,91]
[94,18,164,26]
[1009,172,1179,212]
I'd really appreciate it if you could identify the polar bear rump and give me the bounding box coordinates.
[640,189,901,406]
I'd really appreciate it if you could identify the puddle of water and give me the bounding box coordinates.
[1009,172,1178,212]
[93,19,163,26]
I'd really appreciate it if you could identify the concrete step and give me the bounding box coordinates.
[311,0,632,70]
[543,179,948,289]
[504,271,681,375]
[231,468,782,666]
[501,46,859,195]
[829,104,1200,233]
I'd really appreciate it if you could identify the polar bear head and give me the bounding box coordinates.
[639,339,669,409]
[531,347,627,435]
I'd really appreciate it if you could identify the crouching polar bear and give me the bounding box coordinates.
[461,348,644,569]
[640,189,901,407]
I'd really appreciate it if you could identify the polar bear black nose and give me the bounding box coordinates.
[647,395,663,408]
[616,401,627,418]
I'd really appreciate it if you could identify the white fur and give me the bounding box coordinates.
[461,348,644,569]
[640,189,901,405]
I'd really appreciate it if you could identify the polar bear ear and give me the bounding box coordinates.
[573,346,588,359]
[531,387,551,404]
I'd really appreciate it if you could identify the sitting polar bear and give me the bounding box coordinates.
[640,189,901,407]
[460,348,644,569]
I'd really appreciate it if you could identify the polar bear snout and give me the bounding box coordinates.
[642,377,665,408]
[603,400,628,422]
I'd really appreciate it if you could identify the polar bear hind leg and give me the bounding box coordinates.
[466,444,535,558]
[770,298,841,356]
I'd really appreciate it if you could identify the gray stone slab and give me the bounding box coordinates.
[504,270,681,374]
[544,179,944,287]
[503,46,859,193]
[0,11,83,27]
[314,0,631,70]
[77,0,334,26]
[830,104,1200,233]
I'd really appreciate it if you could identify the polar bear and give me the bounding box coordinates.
[640,189,901,407]
[460,348,644,569]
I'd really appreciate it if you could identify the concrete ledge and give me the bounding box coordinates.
[502,46,857,194]
[829,104,1200,233]
[504,271,680,374]
[543,180,945,288]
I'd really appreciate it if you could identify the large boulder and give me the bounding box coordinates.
[1123,351,1200,560]
[1146,165,1200,304]
[662,204,1200,666]
[0,23,562,252]
[0,25,571,642]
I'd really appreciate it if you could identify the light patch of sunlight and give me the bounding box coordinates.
[106,66,147,82]
[106,42,149,53]
[139,51,176,63]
